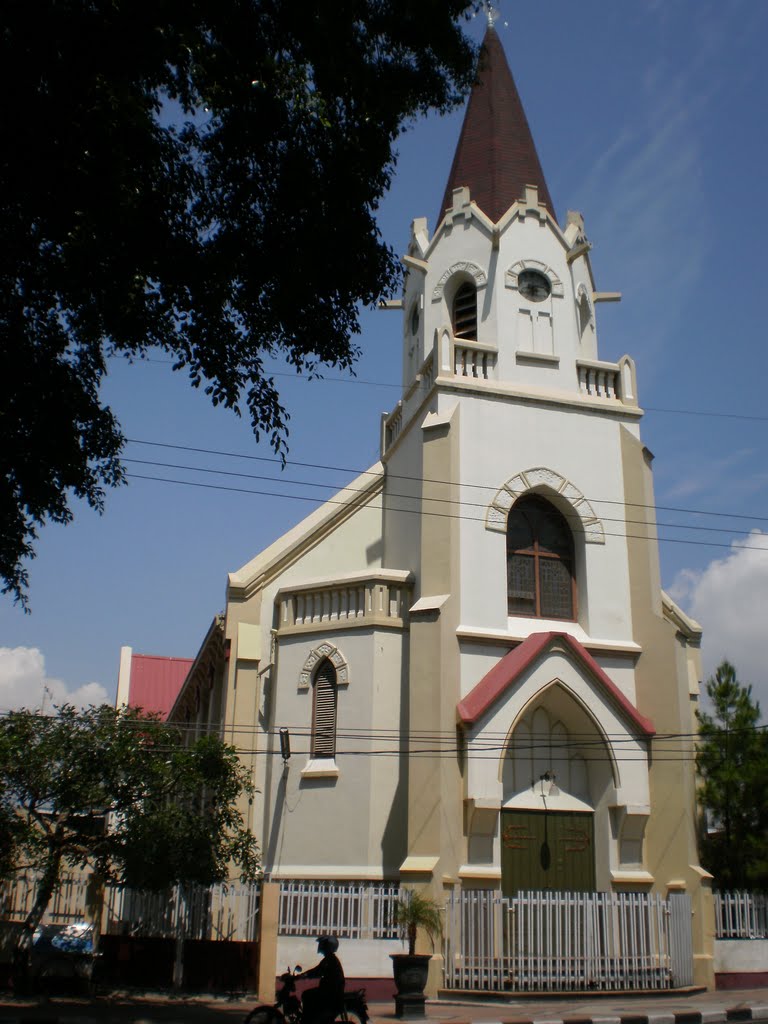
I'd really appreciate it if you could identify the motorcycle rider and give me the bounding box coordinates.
[299,935,345,1023]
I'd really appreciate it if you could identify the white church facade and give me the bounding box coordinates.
[169,26,714,989]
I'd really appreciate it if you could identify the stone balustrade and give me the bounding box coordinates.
[276,571,413,634]
[454,342,496,379]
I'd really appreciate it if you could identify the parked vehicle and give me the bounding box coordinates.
[29,922,100,992]
[246,965,369,1024]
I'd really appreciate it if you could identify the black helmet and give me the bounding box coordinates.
[316,935,339,953]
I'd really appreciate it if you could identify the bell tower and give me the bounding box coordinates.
[383,22,711,990]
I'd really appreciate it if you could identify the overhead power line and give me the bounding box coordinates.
[122,456,766,541]
[126,471,768,555]
[125,438,768,529]
[138,357,768,423]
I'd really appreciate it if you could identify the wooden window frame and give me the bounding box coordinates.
[506,495,576,621]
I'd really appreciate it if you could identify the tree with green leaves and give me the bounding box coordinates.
[696,660,768,890]
[0,704,260,961]
[1,0,478,607]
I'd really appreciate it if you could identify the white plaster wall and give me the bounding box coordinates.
[452,394,635,642]
[715,940,768,973]
[423,217,495,362]
[263,628,405,874]
[418,211,592,395]
[276,936,403,979]
[381,418,428,591]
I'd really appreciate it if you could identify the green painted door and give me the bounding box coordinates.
[501,809,595,895]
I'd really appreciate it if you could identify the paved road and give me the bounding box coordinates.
[2,990,768,1024]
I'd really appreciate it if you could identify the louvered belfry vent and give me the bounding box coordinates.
[453,282,477,340]
[311,659,337,758]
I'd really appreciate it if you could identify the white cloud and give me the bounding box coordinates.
[669,531,768,710]
[0,647,110,713]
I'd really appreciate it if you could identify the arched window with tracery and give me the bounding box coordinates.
[311,659,337,758]
[452,281,477,340]
[507,495,575,619]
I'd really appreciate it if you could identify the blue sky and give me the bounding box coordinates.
[2,0,768,710]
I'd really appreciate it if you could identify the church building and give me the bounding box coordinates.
[169,25,713,989]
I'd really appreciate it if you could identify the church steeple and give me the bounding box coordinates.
[438,27,555,226]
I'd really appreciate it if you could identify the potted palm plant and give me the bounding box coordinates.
[390,891,443,1018]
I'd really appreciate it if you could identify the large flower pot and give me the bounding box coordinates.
[390,953,431,1018]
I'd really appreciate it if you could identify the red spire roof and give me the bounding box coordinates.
[438,27,555,226]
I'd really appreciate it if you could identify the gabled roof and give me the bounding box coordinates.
[457,631,655,736]
[126,654,193,719]
[438,27,555,227]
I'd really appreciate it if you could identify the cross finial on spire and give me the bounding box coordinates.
[484,1,501,29]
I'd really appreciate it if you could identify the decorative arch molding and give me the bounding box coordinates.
[505,259,564,298]
[432,261,487,302]
[500,678,619,793]
[298,643,349,691]
[485,466,605,543]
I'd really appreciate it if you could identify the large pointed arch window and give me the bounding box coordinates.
[507,495,575,619]
[311,659,337,758]
[452,282,477,340]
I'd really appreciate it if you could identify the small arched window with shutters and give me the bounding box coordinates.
[311,659,338,758]
[452,282,477,340]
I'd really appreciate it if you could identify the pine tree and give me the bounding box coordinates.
[696,661,768,890]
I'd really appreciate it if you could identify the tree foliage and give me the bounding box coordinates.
[0,704,260,952]
[1,0,478,605]
[394,891,443,957]
[696,660,768,890]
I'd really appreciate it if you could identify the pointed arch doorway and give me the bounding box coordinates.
[500,692,614,897]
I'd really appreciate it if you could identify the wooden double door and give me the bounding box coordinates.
[501,809,595,895]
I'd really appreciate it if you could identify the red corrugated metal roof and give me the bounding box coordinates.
[438,27,555,226]
[128,654,193,719]
[457,631,655,736]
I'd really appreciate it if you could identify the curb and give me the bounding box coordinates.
[408,1010,768,1024]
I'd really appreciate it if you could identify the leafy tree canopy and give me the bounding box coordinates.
[0,704,260,952]
[696,660,768,890]
[1,0,478,605]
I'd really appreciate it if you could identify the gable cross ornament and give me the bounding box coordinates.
[485,1,500,28]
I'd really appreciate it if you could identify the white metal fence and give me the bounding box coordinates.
[1,875,261,943]
[1,874,93,926]
[445,890,682,992]
[104,882,261,941]
[278,881,400,940]
[715,891,768,939]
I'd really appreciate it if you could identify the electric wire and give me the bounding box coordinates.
[126,471,768,554]
[122,456,766,541]
[124,438,768,528]
[137,357,768,423]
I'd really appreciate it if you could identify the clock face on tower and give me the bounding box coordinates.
[518,269,551,302]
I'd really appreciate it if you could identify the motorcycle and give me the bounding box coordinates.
[245,965,369,1024]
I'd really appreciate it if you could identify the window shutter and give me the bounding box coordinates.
[312,660,337,758]
[452,283,477,340]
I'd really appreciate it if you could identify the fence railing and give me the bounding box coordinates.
[1,875,261,943]
[444,890,677,992]
[278,881,400,940]
[1,874,92,926]
[104,881,261,942]
[715,891,768,939]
